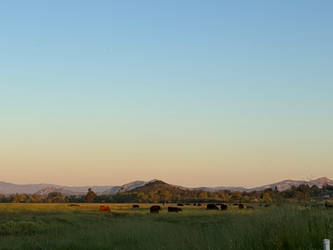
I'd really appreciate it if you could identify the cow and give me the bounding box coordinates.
[99,205,111,212]
[193,203,197,206]
[264,204,271,208]
[185,203,190,206]
[206,204,219,210]
[177,203,184,206]
[168,207,182,213]
[325,202,333,209]
[132,204,140,209]
[220,204,228,211]
[150,205,161,214]
[247,205,254,209]
[197,203,202,206]
[68,204,80,207]
[238,204,244,209]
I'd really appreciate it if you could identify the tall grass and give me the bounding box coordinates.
[0,203,332,249]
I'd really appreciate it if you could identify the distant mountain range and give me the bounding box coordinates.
[0,177,332,196]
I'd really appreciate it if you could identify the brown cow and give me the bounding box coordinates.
[99,205,111,212]
[150,205,161,213]
[68,204,80,207]
[132,204,140,209]
[238,204,244,209]
[168,207,182,213]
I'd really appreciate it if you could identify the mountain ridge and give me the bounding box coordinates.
[0,177,332,195]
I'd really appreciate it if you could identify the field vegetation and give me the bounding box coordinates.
[0,203,332,250]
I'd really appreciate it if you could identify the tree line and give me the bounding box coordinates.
[0,184,332,203]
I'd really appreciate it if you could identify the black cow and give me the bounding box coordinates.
[264,204,271,208]
[132,204,140,209]
[325,202,333,209]
[150,205,161,213]
[177,203,184,206]
[238,204,244,209]
[247,205,254,209]
[220,204,228,210]
[168,207,182,213]
[207,204,219,210]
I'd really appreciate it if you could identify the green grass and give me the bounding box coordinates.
[0,203,332,250]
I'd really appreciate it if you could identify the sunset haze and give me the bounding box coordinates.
[1,1,332,187]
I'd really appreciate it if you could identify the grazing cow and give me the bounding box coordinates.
[68,204,80,207]
[206,204,219,210]
[193,203,197,206]
[325,202,333,209]
[238,204,244,209]
[177,203,184,206]
[150,205,161,214]
[99,205,111,212]
[220,204,228,211]
[168,207,182,213]
[197,203,202,206]
[132,204,140,209]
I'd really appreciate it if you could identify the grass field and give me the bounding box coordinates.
[0,203,332,250]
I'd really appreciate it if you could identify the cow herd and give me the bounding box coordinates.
[205,203,250,210]
[98,203,257,213]
[149,205,182,213]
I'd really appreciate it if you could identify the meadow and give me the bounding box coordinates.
[0,203,332,250]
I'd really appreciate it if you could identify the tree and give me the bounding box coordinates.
[29,194,44,203]
[160,190,171,203]
[85,188,97,203]
[199,191,208,201]
[262,192,272,202]
[137,192,148,202]
[12,193,29,203]
[47,192,66,203]
[231,191,242,202]
[217,191,231,202]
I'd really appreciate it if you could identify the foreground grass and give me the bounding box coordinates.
[0,203,332,250]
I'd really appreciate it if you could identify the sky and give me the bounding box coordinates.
[0,1,332,187]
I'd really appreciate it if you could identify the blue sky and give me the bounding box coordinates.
[0,1,332,186]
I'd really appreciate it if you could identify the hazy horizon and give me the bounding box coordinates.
[1,1,332,187]
[1,175,332,190]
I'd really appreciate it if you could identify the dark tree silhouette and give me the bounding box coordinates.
[85,188,97,203]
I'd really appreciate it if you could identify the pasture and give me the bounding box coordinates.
[0,203,332,249]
